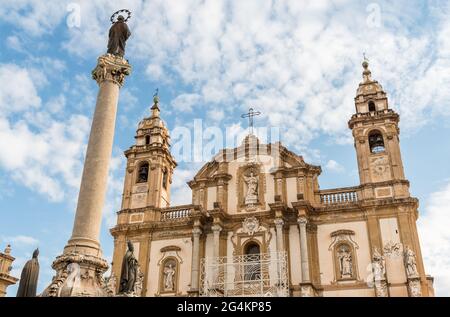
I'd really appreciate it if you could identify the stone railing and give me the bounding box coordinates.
[319,187,359,205]
[160,205,193,221]
[350,109,395,119]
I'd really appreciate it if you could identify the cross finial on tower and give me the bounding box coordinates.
[151,88,160,115]
[241,107,261,135]
[361,54,372,82]
[153,88,159,103]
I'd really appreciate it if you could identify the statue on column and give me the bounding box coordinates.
[107,10,132,57]
[119,241,139,294]
[16,248,40,297]
[244,171,258,205]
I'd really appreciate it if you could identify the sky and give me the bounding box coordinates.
[0,0,449,297]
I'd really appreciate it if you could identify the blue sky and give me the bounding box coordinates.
[0,0,450,296]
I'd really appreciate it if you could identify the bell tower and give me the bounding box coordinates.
[348,59,409,199]
[120,92,177,210]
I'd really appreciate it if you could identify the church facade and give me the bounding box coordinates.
[110,61,435,297]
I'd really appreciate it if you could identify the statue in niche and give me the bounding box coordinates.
[137,164,149,183]
[337,245,353,278]
[404,246,418,278]
[163,261,176,291]
[107,14,131,57]
[119,241,139,294]
[16,248,40,297]
[243,171,258,205]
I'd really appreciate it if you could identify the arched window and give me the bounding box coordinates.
[162,170,168,189]
[369,130,385,154]
[137,162,149,183]
[145,135,150,145]
[368,101,376,112]
[244,242,261,281]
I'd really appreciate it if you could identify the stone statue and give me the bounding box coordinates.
[404,246,418,278]
[133,268,144,296]
[244,172,258,205]
[164,263,176,291]
[138,164,148,183]
[107,15,131,57]
[119,241,139,294]
[337,246,352,278]
[16,248,40,297]
[372,247,386,280]
[104,271,117,296]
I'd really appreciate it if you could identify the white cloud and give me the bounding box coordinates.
[171,93,202,113]
[0,64,41,114]
[0,64,90,202]
[2,1,450,151]
[418,180,450,296]
[2,235,39,247]
[6,35,24,52]
[102,150,127,227]
[0,1,66,36]
[325,160,344,173]
[46,94,66,114]
[170,168,198,206]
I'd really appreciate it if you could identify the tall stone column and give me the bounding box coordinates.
[274,218,284,253]
[189,227,202,296]
[298,217,315,296]
[298,217,310,283]
[42,54,131,297]
[211,224,222,288]
[211,225,222,259]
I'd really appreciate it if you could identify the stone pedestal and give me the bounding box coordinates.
[373,278,389,297]
[42,54,131,297]
[299,283,316,297]
[407,277,422,297]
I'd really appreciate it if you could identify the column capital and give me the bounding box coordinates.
[192,227,203,236]
[274,218,284,227]
[298,217,308,225]
[92,53,131,87]
[211,224,222,233]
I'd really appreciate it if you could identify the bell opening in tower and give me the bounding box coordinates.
[369,130,385,154]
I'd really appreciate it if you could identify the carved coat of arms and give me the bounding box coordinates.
[242,217,260,236]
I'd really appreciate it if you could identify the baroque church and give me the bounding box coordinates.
[109,60,435,297]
